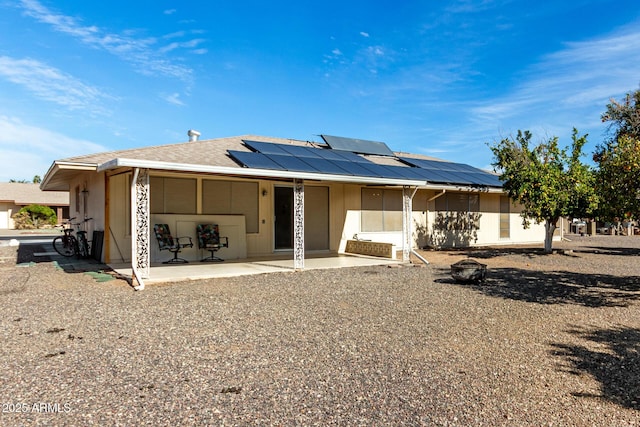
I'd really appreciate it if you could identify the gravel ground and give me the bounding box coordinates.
[1,235,640,426]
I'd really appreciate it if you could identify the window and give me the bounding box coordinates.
[150,177,197,214]
[74,186,80,213]
[202,180,259,233]
[361,188,402,232]
[434,192,480,230]
[500,195,510,238]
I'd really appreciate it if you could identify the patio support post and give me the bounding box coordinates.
[131,168,150,290]
[293,178,304,270]
[402,186,418,262]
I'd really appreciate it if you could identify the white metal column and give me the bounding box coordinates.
[293,179,304,270]
[402,186,418,262]
[131,168,150,290]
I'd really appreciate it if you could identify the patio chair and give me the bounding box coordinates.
[196,224,229,262]
[153,223,193,264]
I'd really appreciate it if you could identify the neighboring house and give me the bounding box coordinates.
[40,133,547,283]
[0,182,69,229]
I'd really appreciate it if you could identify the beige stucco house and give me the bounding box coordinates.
[40,133,546,286]
[0,182,69,229]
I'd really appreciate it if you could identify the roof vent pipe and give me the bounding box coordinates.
[187,129,201,142]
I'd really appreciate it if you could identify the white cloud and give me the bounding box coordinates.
[470,24,640,136]
[163,92,185,106]
[0,56,112,113]
[0,116,107,181]
[18,0,197,81]
[332,48,343,56]
[159,38,206,53]
[164,9,176,15]
[360,31,370,38]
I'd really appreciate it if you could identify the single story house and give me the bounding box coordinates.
[0,182,69,229]
[40,133,547,287]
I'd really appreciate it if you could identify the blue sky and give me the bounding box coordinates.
[0,0,639,182]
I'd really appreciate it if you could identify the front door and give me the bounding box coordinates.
[274,185,330,251]
[274,186,293,249]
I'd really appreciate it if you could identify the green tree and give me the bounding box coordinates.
[593,135,640,222]
[490,129,598,253]
[600,88,640,141]
[16,204,57,228]
[594,88,640,222]
[8,176,41,183]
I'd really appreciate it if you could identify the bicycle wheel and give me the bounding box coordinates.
[76,232,89,258]
[78,238,89,258]
[53,235,77,257]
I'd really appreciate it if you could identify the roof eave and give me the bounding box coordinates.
[40,161,98,191]
[97,158,426,186]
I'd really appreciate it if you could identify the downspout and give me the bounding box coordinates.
[131,168,145,291]
[411,249,430,265]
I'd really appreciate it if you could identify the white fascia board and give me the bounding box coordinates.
[421,183,504,193]
[40,161,98,190]
[97,158,427,186]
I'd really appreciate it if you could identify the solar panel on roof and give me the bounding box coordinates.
[242,140,290,155]
[278,144,323,159]
[384,165,429,180]
[333,151,372,163]
[233,139,501,185]
[357,163,408,179]
[321,134,395,157]
[313,148,350,161]
[331,160,381,177]
[409,167,463,184]
[399,156,502,187]
[265,154,319,173]
[467,173,503,187]
[228,151,286,171]
[301,158,353,175]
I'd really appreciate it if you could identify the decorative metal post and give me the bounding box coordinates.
[402,186,415,262]
[293,179,305,270]
[131,168,150,288]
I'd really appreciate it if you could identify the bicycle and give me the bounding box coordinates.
[52,217,93,258]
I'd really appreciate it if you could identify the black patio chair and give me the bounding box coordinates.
[196,224,229,262]
[153,223,193,264]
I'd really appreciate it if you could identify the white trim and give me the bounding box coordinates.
[40,161,98,190]
[97,158,426,186]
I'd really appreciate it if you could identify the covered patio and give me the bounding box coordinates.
[109,252,404,284]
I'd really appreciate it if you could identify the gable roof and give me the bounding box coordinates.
[0,182,68,205]
[41,134,502,192]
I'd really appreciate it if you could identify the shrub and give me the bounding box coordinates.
[12,211,34,229]
[15,204,57,229]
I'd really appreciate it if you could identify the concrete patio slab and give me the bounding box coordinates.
[109,254,403,284]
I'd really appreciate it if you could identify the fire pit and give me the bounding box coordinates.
[450,259,487,283]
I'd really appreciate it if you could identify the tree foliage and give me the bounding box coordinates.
[594,88,640,222]
[9,176,42,183]
[600,89,640,142]
[490,129,598,253]
[15,204,57,229]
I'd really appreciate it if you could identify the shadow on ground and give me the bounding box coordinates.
[14,241,110,275]
[437,267,640,307]
[429,245,640,261]
[550,326,640,410]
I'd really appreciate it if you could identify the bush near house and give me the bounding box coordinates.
[13,204,57,229]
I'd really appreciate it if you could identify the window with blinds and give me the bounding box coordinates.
[500,195,510,238]
[361,188,403,232]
